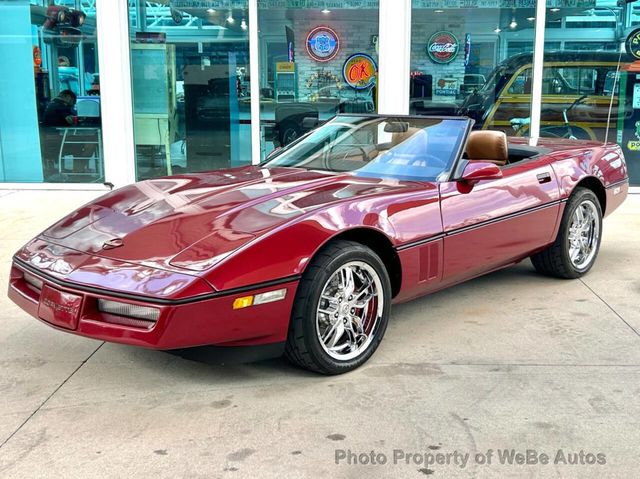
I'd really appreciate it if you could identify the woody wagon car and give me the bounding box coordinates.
[458,51,630,140]
[8,114,629,374]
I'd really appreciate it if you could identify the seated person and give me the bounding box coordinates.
[41,90,94,175]
[43,90,77,127]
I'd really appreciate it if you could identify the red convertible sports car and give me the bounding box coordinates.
[8,115,629,374]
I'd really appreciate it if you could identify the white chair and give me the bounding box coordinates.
[76,99,101,118]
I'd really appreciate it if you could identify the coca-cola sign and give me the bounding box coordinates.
[427,31,459,64]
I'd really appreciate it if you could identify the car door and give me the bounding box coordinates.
[438,155,561,286]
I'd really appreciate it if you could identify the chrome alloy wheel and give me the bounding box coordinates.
[567,200,600,270]
[315,261,384,361]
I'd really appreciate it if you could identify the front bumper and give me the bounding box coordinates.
[8,260,298,350]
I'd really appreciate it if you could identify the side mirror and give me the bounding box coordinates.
[460,161,503,183]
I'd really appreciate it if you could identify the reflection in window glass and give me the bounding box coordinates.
[128,1,251,180]
[0,0,103,183]
[257,1,380,160]
[542,1,637,185]
[409,1,535,138]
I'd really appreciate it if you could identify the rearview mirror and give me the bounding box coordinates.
[460,161,503,183]
[383,121,409,133]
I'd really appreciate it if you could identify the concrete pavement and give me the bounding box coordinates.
[0,189,638,478]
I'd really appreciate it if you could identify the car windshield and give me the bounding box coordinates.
[263,115,470,182]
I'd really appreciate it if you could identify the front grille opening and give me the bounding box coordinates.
[99,314,156,330]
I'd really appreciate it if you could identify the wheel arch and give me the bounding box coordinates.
[315,228,402,298]
[574,176,606,215]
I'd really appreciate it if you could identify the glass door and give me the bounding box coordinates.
[127,1,252,180]
[257,0,380,160]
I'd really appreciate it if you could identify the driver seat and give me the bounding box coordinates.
[465,130,509,166]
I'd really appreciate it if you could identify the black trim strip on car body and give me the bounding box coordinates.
[12,257,301,306]
[605,178,629,189]
[396,234,445,252]
[394,199,566,251]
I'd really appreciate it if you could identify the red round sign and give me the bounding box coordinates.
[427,31,459,64]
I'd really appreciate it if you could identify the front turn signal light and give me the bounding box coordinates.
[233,296,254,310]
[232,289,287,310]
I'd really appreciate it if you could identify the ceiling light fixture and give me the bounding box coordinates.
[227,11,235,23]
[322,8,331,14]
[434,9,444,13]
[509,18,518,29]
[241,18,247,30]
[527,16,535,21]
[494,26,501,33]
[207,8,216,14]
[550,7,560,12]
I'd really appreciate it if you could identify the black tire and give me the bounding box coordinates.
[285,240,392,375]
[531,187,602,279]
[279,122,300,146]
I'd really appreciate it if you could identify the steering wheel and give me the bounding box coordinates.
[324,146,368,170]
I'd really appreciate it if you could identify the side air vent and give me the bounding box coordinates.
[419,242,440,282]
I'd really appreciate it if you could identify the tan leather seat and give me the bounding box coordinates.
[465,130,509,166]
[391,127,421,146]
[370,127,422,160]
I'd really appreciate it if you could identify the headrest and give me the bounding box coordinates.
[465,130,508,166]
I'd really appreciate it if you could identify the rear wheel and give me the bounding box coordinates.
[531,187,602,278]
[285,240,391,374]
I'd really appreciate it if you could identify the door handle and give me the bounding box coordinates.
[537,172,552,184]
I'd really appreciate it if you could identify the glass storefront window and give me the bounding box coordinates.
[257,0,380,159]
[127,1,251,180]
[409,1,536,138]
[542,1,638,185]
[0,0,103,183]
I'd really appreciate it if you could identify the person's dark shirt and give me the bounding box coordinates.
[43,98,74,127]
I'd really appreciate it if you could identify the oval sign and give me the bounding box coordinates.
[626,28,640,61]
[306,26,340,62]
[427,31,459,64]
[342,53,377,90]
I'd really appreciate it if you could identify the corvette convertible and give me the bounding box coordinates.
[8,115,628,374]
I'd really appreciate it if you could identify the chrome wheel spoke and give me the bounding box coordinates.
[323,321,345,348]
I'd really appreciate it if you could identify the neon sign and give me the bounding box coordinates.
[306,26,340,62]
[342,53,377,90]
[427,31,459,64]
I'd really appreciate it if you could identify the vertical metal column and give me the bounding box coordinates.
[249,0,262,165]
[377,0,412,115]
[95,0,136,187]
[529,0,547,139]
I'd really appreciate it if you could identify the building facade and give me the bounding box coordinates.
[1,0,639,190]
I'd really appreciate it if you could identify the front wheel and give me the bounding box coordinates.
[531,187,602,278]
[285,240,391,374]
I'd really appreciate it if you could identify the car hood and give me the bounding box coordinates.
[40,166,413,272]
